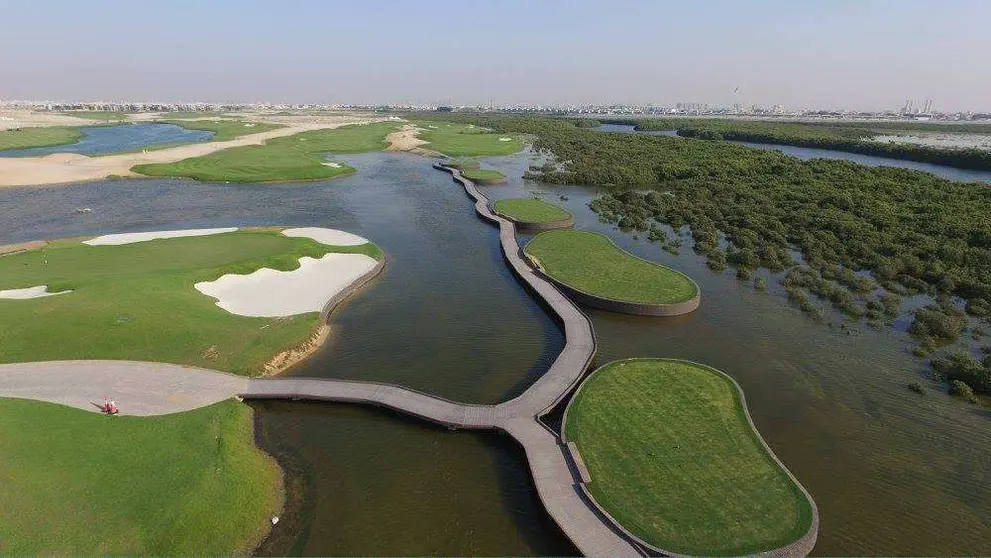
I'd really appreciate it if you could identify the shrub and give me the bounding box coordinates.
[908,381,925,394]
[754,276,768,291]
[910,303,968,343]
[931,351,991,394]
[949,380,976,402]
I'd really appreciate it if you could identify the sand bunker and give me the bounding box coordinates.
[194,253,377,317]
[499,137,513,142]
[281,227,368,246]
[84,227,237,246]
[322,162,343,168]
[0,285,71,299]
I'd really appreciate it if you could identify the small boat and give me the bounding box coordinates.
[74,207,92,214]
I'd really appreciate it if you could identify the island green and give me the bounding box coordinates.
[524,229,697,304]
[493,198,572,224]
[565,358,814,555]
[0,398,280,554]
[0,230,381,375]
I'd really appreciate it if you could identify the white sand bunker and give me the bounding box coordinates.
[282,227,368,246]
[322,162,343,168]
[195,253,377,317]
[0,285,71,299]
[84,228,237,246]
[499,137,513,142]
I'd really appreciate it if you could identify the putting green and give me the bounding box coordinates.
[565,358,814,555]
[524,229,697,304]
[0,398,280,554]
[0,230,381,375]
[493,198,572,224]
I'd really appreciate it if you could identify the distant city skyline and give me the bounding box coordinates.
[1,0,989,112]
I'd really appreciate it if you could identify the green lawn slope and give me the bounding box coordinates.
[0,230,381,375]
[493,198,572,223]
[0,127,84,150]
[416,122,524,156]
[132,122,398,183]
[565,358,814,555]
[0,399,280,554]
[60,111,129,121]
[524,230,697,304]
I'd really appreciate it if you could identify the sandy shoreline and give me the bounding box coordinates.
[0,115,384,188]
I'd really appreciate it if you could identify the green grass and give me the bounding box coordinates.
[158,119,284,141]
[524,230,697,304]
[132,122,398,183]
[0,126,84,150]
[461,168,507,182]
[416,121,524,156]
[160,111,233,119]
[566,359,814,555]
[493,197,572,223]
[0,398,281,554]
[61,111,129,121]
[0,230,381,374]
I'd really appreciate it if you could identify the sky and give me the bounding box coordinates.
[1,0,989,111]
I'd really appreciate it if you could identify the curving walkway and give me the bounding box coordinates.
[0,165,640,556]
[2,166,817,556]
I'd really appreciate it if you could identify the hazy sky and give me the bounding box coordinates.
[1,0,988,111]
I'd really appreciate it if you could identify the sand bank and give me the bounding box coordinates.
[0,285,71,299]
[84,227,238,246]
[281,227,368,246]
[386,124,429,151]
[195,253,378,317]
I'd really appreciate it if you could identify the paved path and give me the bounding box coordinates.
[0,165,641,556]
[0,360,248,415]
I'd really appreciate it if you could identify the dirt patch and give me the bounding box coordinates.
[262,325,330,376]
[0,240,46,257]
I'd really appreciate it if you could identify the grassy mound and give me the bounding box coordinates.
[159,119,284,141]
[0,127,84,151]
[493,198,572,223]
[524,230,697,304]
[416,122,524,156]
[0,230,381,375]
[132,122,398,183]
[0,399,280,554]
[566,359,814,555]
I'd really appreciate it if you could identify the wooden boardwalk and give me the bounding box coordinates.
[244,165,640,556]
[0,166,640,556]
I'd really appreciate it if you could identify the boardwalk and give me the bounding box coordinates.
[0,166,641,556]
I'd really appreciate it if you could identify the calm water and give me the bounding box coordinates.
[596,123,991,183]
[1,151,989,555]
[0,122,213,157]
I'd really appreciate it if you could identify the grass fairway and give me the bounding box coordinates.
[494,198,572,223]
[159,119,284,141]
[566,359,814,555]
[132,122,398,183]
[524,230,698,304]
[0,230,381,375]
[0,126,84,150]
[416,121,524,156]
[62,111,129,121]
[0,398,280,554]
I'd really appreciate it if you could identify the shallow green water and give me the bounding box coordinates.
[0,150,988,555]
